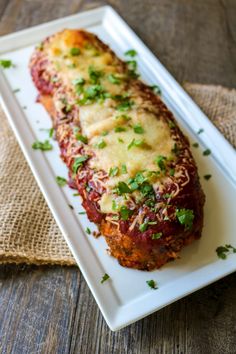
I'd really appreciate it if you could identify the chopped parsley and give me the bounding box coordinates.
[101,130,108,136]
[109,166,119,177]
[152,232,162,239]
[56,176,67,186]
[78,84,106,105]
[86,227,91,234]
[133,124,144,134]
[126,60,137,71]
[203,149,211,156]
[125,49,137,57]
[114,126,126,132]
[116,99,134,112]
[72,155,89,173]
[169,168,175,176]
[76,134,88,144]
[88,65,104,84]
[116,181,132,194]
[204,174,212,180]
[146,280,158,290]
[120,206,133,220]
[73,193,80,196]
[112,200,119,211]
[108,73,121,85]
[13,88,20,93]
[150,85,161,95]
[171,143,180,155]
[155,155,167,171]
[197,128,204,134]
[32,140,53,151]
[70,47,80,56]
[118,138,124,143]
[68,204,74,210]
[216,244,236,260]
[176,208,194,230]
[49,128,54,138]
[97,139,107,149]
[115,114,132,122]
[121,164,127,174]
[139,221,149,232]
[192,142,199,148]
[78,211,86,215]
[101,273,110,284]
[73,77,85,95]
[0,59,13,69]
[128,138,145,150]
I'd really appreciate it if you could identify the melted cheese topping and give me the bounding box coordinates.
[44,30,176,213]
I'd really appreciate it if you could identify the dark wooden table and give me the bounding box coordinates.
[0,1,236,353]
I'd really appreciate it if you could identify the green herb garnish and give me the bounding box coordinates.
[139,221,149,232]
[118,138,124,143]
[192,142,199,148]
[78,211,86,214]
[108,73,121,85]
[116,99,134,112]
[197,128,204,134]
[176,208,194,230]
[101,273,110,284]
[109,166,119,177]
[146,280,158,290]
[101,131,108,136]
[169,168,175,176]
[72,155,89,173]
[0,59,13,69]
[73,193,80,196]
[56,176,67,187]
[216,244,236,260]
[32,140,53,151]
[152,232,162,239]
[155,155,167,171]
[88,65,104,84]
[125,49,137,57]
[13,88,20,93]
[203,149,211,156]
[86,227,91,234]
[121,164,127,174]
[97,139,107,149]
[133,124,144,134]
[204,174,212,180]
[115,114,132,122]
[76,134,88,144]
[116,181,132,194]
[150,85,161,95]
[49,128,54,138]
[114,126,126,133]
[128,138,145,150]
[120,206,133,220]
[70,47,80,56]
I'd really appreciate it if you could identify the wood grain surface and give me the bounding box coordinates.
[0,1,236,353]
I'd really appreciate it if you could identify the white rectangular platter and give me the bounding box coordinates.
[0,6,236,331]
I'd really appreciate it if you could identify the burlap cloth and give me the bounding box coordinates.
[0,83,235,266]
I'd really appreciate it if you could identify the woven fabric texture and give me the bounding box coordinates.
[0,83,235,265]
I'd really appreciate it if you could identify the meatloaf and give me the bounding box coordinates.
[30,29,205,270]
